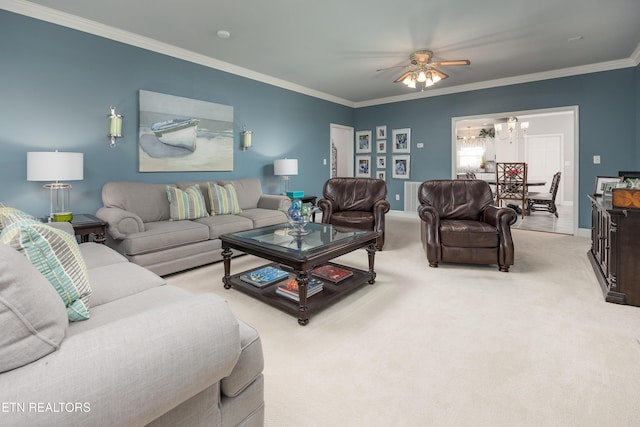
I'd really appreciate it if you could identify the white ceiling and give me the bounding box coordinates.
[5,0,640,106]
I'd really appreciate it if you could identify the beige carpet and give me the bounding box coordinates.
[166,214,640,427]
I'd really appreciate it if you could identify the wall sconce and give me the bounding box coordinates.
[108,106,123,147]
[27,151,84,222]
[240,128,253,151]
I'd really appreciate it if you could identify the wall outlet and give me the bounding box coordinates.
[593,155,601,164]
[323,158,327,165]
[416,142,424,148]
[395,194,400,201]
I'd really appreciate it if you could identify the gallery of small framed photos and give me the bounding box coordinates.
[356,126,412,180]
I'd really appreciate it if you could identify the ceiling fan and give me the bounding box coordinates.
[377,50,470,90]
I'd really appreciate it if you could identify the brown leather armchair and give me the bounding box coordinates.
[418,179,517,272]
[318,178,390,250]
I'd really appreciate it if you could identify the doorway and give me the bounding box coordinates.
[451,106,578,235]
[329,124,354,178]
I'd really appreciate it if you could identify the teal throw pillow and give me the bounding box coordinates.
[0,219,92,321]
[166,185,209,221]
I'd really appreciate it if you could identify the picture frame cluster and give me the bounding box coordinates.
[355,125,411,180]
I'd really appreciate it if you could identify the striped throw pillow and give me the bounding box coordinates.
[166,185,209,221]
[0,219,92,321]
[0,205,38,232]
[208,183,242,215]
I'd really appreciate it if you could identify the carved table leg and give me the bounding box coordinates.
[222,247,233,289]
[367,243,377,284]
[296,271,309,326]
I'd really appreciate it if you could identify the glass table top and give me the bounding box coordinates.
[223,222,372,257]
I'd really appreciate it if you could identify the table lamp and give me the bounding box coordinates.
[27,151,84,222]
[274,158,298,195]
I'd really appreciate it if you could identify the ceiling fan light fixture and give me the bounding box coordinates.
[406,79,416,89]
[417,70,427,82]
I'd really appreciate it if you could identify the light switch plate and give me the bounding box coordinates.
[593,155,601,164]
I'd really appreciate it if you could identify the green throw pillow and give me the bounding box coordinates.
[166,185,209,221]
[208,183,242,215]
[0,219,92,321]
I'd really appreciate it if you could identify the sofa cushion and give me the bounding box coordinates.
[88,262,166,307]
[218,178,263,210]
[237,208,287,228]
[221,320,264,397]
[194,215,253,240]
[208,183,242,215]
[0,244,68,373]
[166,185,209,221]
[0,219,92,321]
[79,242,129,270]
[119,220,210,256]
[102,181,171,223]
[439,219,499,248]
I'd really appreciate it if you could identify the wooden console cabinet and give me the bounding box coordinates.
[587,195,640,306]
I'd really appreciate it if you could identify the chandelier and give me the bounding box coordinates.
[494,117,529,143]
[401,67,448,91]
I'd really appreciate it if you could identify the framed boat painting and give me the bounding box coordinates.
[138,90,234,172]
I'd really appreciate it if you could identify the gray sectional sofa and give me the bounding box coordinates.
[0,221,264,426]
[96,178,291,276]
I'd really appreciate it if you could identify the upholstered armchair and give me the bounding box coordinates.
[318,178,390,250]
[418,179,517,272]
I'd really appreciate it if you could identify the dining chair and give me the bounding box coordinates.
[527,171,561,217]
[495,162,528,218]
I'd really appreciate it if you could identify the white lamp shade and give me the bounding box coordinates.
[27,152,84,181]
[274,158,298,176]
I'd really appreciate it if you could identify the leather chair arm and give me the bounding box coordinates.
[372,199,390,236]
[418,204,441,263]
[317,198,336,223]
[482,206,517,228]
[482,205,517,268]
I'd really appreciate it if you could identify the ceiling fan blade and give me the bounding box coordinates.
[430,59,470,67]
[393,71,413,83]
[376,64,411,72]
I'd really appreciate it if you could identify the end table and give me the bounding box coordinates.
[69,214,107,244]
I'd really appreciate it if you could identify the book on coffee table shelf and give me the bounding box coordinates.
[311,264,353,283]
[275,277,324,302]
[240,265,289,288]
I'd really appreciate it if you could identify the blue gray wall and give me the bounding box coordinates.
[1,10,638,229]
[0,11,352,217]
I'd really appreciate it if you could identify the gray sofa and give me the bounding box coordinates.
[0,221,264,426]
[96,178,290,276]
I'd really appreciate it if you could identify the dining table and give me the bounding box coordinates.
[483,179,546,187]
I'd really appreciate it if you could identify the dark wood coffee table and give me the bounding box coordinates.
[220,223,378,325]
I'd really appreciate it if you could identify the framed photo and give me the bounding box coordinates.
[594,176,622,195]
[356,155,371,177]
[376,170,386,180]
[376,125,387,139]
[392,155,410,179]
[392,128,411,153]
[355,131,372,153]
[376,156,386,169]
[376,139,387,153]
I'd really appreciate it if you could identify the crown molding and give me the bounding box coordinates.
[2,0,638,110]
